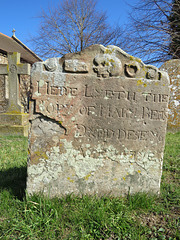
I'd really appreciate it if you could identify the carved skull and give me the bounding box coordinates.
[93,54,122,78]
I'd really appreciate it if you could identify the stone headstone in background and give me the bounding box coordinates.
[0,52,30,136]
[160,59,180,132]
[27,45,169,197]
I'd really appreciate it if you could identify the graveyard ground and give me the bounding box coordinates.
[0,132,179,239]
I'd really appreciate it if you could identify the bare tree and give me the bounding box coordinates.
[30,0,124,59]
[124,0,180,65]
[169,0,180,58]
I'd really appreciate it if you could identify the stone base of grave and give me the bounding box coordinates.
[0,112,29,137]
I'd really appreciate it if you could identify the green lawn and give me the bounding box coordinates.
[0,132,179,239]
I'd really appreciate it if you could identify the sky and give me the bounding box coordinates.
[0,0,137,51]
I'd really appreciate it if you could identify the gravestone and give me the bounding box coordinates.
[160,59,180,132]
[27,45,169,197]
[0,52,30,136]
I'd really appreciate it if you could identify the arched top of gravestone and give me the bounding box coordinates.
[32,45,169,82]
[62,45,166,80]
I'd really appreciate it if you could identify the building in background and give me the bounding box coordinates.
[0,31,42,136]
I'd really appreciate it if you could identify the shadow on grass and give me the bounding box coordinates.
[0,166,27,200]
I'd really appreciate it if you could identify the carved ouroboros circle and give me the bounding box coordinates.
[147,68,156,79]
[125,61,140,78]
[9,64,17,73]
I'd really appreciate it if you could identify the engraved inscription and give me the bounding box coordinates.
[78,104,167,121]
[79,104,139,119]
[142,93,169,103]
[75,124,164,142]
[142,107,168,120]
[84,85,136,101]
[33,80,169,124]
[34,84,78,97]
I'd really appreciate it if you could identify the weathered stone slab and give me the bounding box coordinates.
[27,45,170,197]
[160,59,180,132]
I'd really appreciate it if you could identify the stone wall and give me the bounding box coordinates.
[0,75,8,112]
[20,75,31,113]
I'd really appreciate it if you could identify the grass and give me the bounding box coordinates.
[0,132,179,239]
[0,136,27,199]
